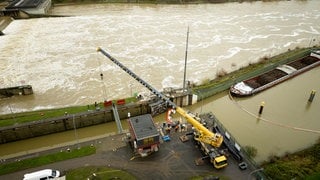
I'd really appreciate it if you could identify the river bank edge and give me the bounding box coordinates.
[261,138,320,179]
[0,0,286,11]
[50,0,282,6]
[1,46,318,124]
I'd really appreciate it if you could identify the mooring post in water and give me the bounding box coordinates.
[308,90,316,102]
[259,101,265,115]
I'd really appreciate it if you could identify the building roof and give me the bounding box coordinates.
[128,114,159,141]
[6,0,44,9]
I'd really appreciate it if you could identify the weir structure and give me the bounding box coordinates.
[0,85,33,98]
[0,16,13,35]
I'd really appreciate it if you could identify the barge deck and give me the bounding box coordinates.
[230,49,320,96]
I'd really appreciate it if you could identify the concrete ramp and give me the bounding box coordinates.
[0,16,13,34]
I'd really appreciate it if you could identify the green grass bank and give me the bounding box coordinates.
[262,139,320,180]
[0,146,96,176]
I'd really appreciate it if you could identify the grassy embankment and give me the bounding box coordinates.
[66,166,137,180]
[0,145,136,179]
[262,139,320,180]
[0,97,137,127]
[0,146,96,176]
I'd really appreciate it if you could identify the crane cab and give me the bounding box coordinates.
[207,145,227,169]
[212,155,228,169]
[198,140,227,169]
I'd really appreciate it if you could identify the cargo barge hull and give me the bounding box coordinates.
[230,50,320,97]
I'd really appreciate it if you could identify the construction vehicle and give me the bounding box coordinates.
[97,47,227,169]
[196,140,227,169]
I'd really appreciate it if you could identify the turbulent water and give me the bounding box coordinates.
[0,1,319,114]
[0,1,320,164]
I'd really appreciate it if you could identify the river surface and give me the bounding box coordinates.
[0,1,320,163]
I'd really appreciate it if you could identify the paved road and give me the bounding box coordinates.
[0,131,253,180]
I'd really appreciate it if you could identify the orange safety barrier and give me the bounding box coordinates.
[117,99,126,105]
[104,100,112,107]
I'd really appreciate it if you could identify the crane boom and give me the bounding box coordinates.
[97,47,175,108]
[97,47,223,148]
[175,107,223,147]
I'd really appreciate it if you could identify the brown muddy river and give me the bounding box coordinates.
[0,1,320,163]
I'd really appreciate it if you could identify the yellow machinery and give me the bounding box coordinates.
[97,47,227,169]
[175,107,223,148]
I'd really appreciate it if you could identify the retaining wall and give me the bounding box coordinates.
[0,101,152,144]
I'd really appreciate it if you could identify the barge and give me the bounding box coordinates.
[230,50,320,96]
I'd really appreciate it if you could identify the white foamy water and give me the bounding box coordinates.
[0,1,319,114]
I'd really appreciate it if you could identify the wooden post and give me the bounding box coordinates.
[259,101,265,115]
[308,90,316,102]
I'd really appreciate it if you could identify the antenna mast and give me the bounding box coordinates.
[183,26,189,91]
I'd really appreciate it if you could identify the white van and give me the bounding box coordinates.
[23,169,60,180]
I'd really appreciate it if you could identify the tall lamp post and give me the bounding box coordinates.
[183,26,189,92]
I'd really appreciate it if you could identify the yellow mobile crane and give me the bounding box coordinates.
[97,47,227,169]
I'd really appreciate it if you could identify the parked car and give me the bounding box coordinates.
[23,169,60,180]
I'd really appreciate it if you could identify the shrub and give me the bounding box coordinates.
[244,145,257,159]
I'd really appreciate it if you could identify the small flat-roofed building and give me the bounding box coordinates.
[5,0,51,15]
[128,114,160,157]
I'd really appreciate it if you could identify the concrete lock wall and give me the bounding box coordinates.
[0,102,152,144]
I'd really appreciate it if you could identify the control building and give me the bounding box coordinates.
[127,114,160,157]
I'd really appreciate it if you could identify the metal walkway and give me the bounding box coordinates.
[111,103,123,134]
